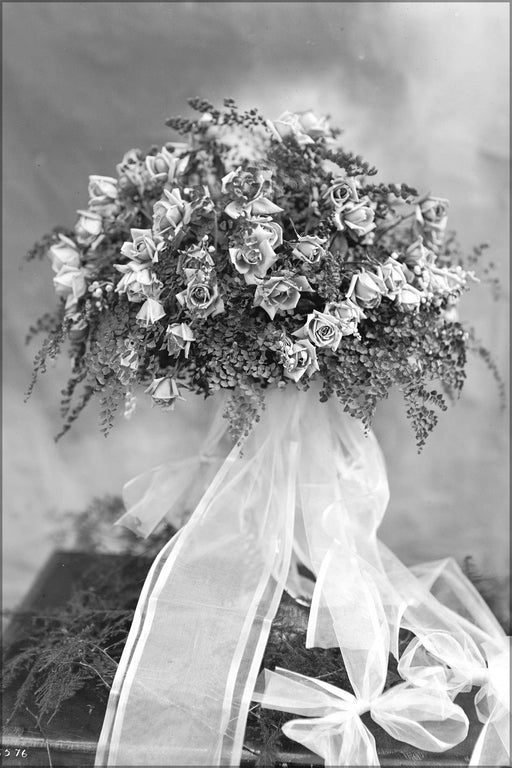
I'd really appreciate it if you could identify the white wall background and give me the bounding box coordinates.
[3,2,509,609]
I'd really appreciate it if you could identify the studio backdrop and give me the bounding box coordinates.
[2,2,509,609]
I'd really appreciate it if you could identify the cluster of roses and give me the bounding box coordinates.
[274,234,470,384]
[46,108,474,413]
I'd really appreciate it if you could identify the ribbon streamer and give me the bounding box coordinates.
[115,392,231,536]
[97,389,303,765]
[410,556,506,642]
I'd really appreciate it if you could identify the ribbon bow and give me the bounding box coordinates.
[398,632,510,766]
[253,666,469,766]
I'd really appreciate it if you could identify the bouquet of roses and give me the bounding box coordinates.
[26,97,499,447]
[22,99,509,768]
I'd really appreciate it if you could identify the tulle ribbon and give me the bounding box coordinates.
[96,389,303,765]
[253,667,469,766]
[398,554,510,766]
[95,386,509,766]
[255,534,469,766]
[398,625,510,766]
[114,392,231,536]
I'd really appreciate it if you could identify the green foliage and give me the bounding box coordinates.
[2,560,143,726]
[465,328,507,411]
[25,98,504,448]
[25,310,63,346]
[24,322,67,403]
[25,227,74,262]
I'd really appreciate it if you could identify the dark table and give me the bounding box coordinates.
[2,551,488,767]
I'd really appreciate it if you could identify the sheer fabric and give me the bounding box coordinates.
[96,386,510,767]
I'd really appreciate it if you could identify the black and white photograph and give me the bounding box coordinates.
[2,2,510,766]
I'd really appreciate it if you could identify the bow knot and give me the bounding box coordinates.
[253,667,468,767]
[352,697,372,717]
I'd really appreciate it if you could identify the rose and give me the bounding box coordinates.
[416,196,449,226]
[165,323,195,358]
[251,220,283,249]
[221,167,273,200]
[293,310,343,351]
[90,199,119,219]
[278,335,320,382]
[296,110,330,139]
[194,188,215,218]
[291,235,327,265]
[395,283,423,312]
[242,221,282,271]
[244,198,284,219]
[380,256,408,299]
[74,210,103,248]
[229,243,276,284]
[253,274,312,319]
[346,269,387,309]
[268,112,313,146]
[87,175,119,217]
[145,145,189,184]
[136,297,166,327]
[401,238,435,268]
[268,110,329,146]
[48,235,81,272]
[324,298,365,336]
[153,188,193,241]
[229,222,282,283]
[325,177,359,208]
[176,274,225,318]
[416,196,449,251]
[115,261,162,303]
[120,229,161,264]
[88,175,118,207]
[116,148,150,192]
[224,196,283,220]
[53,264,87,309]
[222,167,283,219]
[334,198,376,238]
[177,242,215,281]
[144,376,184,410]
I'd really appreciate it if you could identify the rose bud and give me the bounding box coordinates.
[135,297,166,327]
[291,235,327,265]
[48,235,81,273]
[346,269,386,309]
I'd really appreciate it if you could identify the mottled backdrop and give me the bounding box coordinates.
[3,2,509,609]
